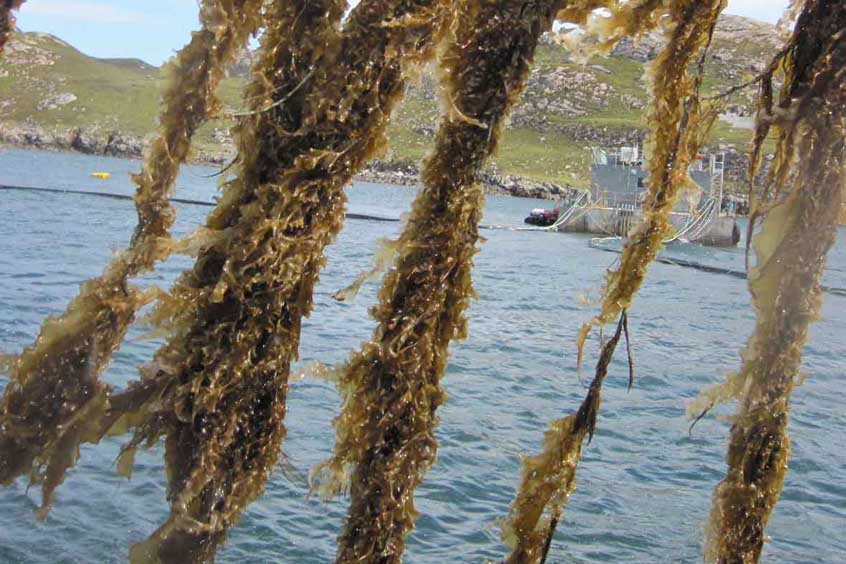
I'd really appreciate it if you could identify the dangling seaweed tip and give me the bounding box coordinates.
[621,310,635,392]
[307,459,348,501]
[688,405,712,436]
[574,321,592,374]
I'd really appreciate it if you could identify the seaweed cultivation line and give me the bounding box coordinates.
[98,0,446,559]
[0,0,262,517]
[0,0,844,563]
[689,2,846,561]
[313,0,574,560]
[500,1,728,561]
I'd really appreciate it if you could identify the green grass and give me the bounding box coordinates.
[0,34,163,134]
[0,30,776,187]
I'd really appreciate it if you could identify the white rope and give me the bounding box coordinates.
[664,198,716,244]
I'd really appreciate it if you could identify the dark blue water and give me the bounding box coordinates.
[0,148,844,563]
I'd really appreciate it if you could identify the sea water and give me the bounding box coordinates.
[0,148,843,563]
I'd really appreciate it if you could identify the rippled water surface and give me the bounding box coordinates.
[1,148,844,563]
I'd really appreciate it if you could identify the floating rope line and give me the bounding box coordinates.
[0,0,262,517]
[7,183,841,297]
[589,238,846,298]
[0,184,399,222]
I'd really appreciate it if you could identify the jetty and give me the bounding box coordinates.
[525,146,741,246]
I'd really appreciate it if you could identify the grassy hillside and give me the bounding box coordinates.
[0,16,779,187]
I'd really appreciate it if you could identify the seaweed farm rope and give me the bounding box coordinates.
[316,0,564,561]
[576,0,726,358]
[0,0,262,517]
[500,2,727,562]
[90,0,448,560]
[691,2,846,561]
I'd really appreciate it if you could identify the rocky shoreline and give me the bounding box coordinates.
[0,123,577,201]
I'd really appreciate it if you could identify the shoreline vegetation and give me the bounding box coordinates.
[0,123,579,200]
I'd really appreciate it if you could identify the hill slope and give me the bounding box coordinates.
[0,15,780,189]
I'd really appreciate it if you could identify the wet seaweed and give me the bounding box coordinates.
[501,312,626,563]
[0,0,262,516]
[82,0,450,561]
[312,0,569,560]
[1,0,842,562]
[500,2,726,562]
[688,2,846,561]
[0,0,24,54]
[576,0,726,357]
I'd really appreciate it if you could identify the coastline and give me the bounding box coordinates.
[0,123,576,201]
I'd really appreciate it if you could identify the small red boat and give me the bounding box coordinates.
[524,207,562,226]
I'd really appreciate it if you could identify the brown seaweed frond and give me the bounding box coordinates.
[576,0,727,363]
[552,0,666,63]
[499,3,726,562]
[85,0,450,561]
[500,313,627,564]
[553,0,618,26]
[0,0,262,516]
[0,0,24,54]
[585,0,665,53]
[333,238,402,302]
[315,0,566,560]
[689,3,846,561]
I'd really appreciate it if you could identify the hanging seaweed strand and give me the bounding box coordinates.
[500,2,726,562]
[0,0,24,54]
[501,312,628,564]
[0,0,262,516]
[576,0,726,357]
[314,0,585,560]
[689,2,846,562]
[88,0,448,561]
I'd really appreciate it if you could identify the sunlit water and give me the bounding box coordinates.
[0,148,844,563]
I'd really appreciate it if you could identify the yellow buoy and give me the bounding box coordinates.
[90,172,111,179]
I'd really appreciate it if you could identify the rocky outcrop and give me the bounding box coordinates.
[36,92,76,111]
[3,33,57,66]
[1,124,197,162]
[358,160,576,200]
[610,35,663,62]
[9,125,132,157]
[605,14,781,63]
